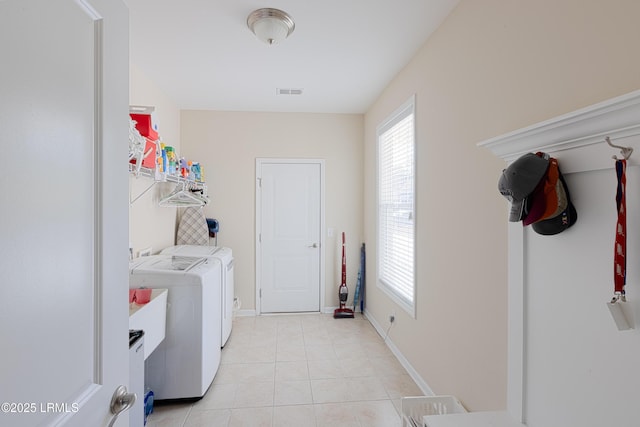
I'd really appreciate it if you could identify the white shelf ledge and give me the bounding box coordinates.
[478,89,640,173]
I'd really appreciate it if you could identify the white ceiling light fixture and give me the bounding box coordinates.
[247,8,295,46]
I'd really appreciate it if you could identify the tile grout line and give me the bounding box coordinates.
[162,314,410,426]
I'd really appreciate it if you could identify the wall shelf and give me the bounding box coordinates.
[129,164,207,205]
[477,89,640,426]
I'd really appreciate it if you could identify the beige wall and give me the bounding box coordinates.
[363,0,640,412]
[129,0,640,412]
[180,111,364,313]
[129,64,182,255]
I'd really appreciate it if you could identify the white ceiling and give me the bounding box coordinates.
[124,0,459,114]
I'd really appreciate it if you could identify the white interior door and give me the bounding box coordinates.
[257,160,324,313]
[0,1,130,426]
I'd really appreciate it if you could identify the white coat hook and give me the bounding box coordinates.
[606,136,633,160]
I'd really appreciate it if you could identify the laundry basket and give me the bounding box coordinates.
[401,395,466,427]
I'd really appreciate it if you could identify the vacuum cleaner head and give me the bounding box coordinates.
[333,307,355,319]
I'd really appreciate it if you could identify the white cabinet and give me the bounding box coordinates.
[129,288,168,359]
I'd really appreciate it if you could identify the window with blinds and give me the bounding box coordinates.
[376,95,416,317]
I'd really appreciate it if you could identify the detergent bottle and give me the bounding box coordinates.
[160,143,167,173]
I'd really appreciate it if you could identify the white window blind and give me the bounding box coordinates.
[377,95,416,317]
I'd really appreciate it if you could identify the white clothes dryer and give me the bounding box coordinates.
[129,255,222,400]
[160,245,234,346]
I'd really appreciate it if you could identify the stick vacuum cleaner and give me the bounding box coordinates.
[334,232,355,319]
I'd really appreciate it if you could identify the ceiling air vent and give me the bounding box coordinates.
[277,88,303,95]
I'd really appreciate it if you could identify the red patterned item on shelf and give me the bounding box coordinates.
[130,113,159,140]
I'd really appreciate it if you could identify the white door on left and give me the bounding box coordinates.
[0,1,130,426]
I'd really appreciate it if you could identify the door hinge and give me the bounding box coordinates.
[257,177,262,188]
[259,288,262,298]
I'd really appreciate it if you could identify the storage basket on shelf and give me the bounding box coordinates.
[401,395,466,427]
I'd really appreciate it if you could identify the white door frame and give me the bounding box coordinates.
[255,158,325,315]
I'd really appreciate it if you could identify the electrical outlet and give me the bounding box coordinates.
[138,247,152,257]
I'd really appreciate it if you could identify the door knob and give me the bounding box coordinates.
[107,385,136,427]
[308,243,318,248]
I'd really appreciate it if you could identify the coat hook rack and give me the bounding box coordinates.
[606,136,633,160]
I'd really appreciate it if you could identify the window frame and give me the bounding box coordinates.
[376,94,417,318]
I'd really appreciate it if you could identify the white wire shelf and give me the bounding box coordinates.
[129,164,207,205]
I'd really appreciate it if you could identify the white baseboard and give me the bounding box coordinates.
[237,309,341,316]
[364,309,435,397]
[234,309,256,317]
[240,307,361,316]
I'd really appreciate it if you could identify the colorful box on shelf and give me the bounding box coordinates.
[128,138,157,170]
[130,113,159,141]
[141,138,157,169]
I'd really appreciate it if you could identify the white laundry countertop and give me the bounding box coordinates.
[129,288,168,360]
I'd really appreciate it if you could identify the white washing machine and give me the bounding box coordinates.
[160,245,234,346]
[129,255,222,400]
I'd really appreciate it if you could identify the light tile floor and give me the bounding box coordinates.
[146,313,423,427]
